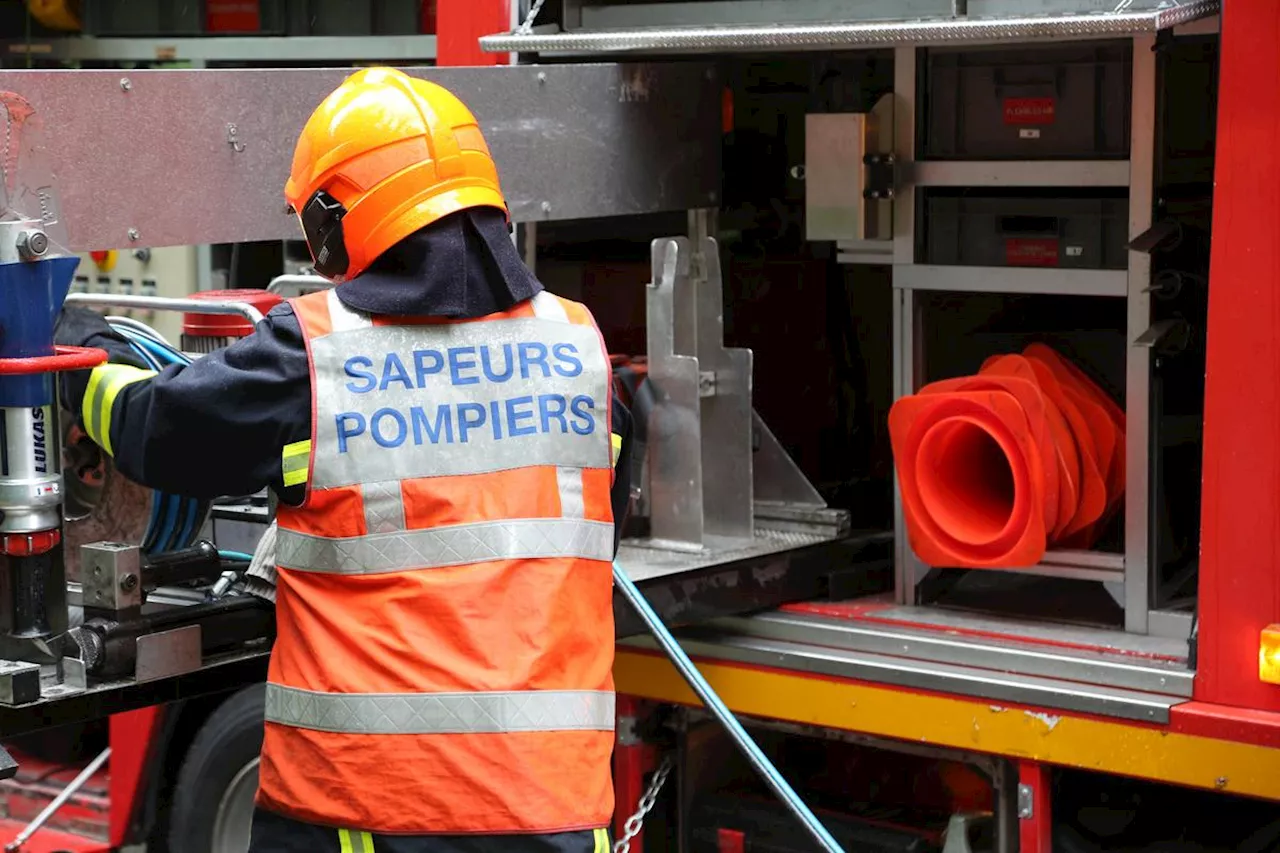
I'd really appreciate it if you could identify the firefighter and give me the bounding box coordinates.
[55,67,632,852]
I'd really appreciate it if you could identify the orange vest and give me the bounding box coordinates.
[257,289,617,835]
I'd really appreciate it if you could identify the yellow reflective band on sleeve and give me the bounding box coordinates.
[281,439,312,487]
[360,831,374,853]
[81,364,157,456]
[611,432,622,467]
[338,829,354,853]
[594,828,609,853]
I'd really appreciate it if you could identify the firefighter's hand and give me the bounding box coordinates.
[54,306,152,419]
[54,306,149,369]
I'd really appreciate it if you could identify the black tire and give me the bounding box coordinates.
[167,683,266,853]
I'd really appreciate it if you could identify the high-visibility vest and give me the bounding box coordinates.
[257,288,617,835]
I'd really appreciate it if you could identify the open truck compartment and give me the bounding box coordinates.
[0,1,1271,849]
[527,27,1213,719]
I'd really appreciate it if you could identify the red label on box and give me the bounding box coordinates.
[1005,237,1059,267]
[1003,96,1056,125]
[207,0,261,32]
[717,829,746,853]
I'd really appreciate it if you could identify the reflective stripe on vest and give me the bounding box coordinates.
[277,517,614,574]
[265,684,615,734]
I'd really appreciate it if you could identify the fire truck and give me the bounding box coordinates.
[0,0,1276,851]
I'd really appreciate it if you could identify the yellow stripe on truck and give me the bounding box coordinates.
[614,649,1280,802]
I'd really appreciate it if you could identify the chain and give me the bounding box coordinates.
[613,755,674,853]
[516,0,547,34]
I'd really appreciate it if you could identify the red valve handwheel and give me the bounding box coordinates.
[0,345,108,375]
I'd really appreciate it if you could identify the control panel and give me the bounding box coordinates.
[70,246,199,344]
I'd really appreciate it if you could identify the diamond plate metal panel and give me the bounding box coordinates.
[0,63,720,251]
[481,1,1218,53]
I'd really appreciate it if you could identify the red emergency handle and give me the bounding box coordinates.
[0,345,108,375]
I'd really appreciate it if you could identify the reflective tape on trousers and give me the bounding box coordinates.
[276,517,614,574]
[309,317,612,488]
[265,684,616,735]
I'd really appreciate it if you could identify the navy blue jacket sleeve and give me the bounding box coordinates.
[66,303,313,503]
[58,303,634,548]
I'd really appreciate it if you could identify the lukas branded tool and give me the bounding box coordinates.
[0,96,104,681]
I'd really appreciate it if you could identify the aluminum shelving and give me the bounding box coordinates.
[869,38,1174,636]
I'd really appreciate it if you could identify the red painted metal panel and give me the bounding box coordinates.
[437,0,510,67]
[613,695,659,852]
[1198,0,1280,711]
[0,752,110,847]
[1170,701,1280,750]
[108,708,165,848]
[1017,761,1052,853]
[0,818,110,852]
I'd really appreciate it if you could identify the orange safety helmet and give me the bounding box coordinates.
[284,66,507,282]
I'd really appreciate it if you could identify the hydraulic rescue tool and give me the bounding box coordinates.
[0,94,106,737]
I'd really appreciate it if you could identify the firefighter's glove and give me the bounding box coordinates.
[55,306,148,366]
[53,306,150,417]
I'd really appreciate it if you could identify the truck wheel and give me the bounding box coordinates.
[167,684,266,853]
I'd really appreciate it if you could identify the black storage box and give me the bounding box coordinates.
[81,0,206,36]
[920,190,1130,270]
[81,0,422,37]
[287,0,424,35]
[920,42,1133,160]
[81,0,289,36]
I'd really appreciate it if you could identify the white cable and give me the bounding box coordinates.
[107,315,173,346]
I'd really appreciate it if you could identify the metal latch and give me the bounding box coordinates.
[863,153,896,200]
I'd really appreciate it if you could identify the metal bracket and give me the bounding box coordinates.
[0,746,15,781]
[0,661,40,706]
[1127,219,1183,255]
[805,93,896,243]
[225,122,245,153]
[135,625,202,683]
[1134,318,1192,355]
[863,152,897,201]
[617,715,640,746]
[1017,784,1034,819]
[79,542,142,615]
[645,236,755,548]
[941,813,986,853]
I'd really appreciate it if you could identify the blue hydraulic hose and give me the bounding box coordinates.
[611,562,846,853]
[111,321,203,556]
[218,550,255,563]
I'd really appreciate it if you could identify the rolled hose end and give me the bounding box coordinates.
[890,348,1125,569]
